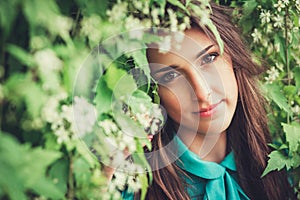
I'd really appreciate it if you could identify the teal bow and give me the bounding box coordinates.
[174,135,250,200]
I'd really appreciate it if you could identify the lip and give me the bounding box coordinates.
[193,100,223,118]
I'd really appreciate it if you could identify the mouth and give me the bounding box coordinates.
[193,100,223,118]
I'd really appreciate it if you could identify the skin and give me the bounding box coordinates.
[147,28,238,162]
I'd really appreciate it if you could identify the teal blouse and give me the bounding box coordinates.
[122,135,250,200]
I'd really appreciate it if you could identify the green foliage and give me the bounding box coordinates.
[0,132,63,200]
[234,0,300,197]
[1,0,299,199]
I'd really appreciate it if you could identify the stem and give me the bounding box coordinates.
[71,9,81,37]
[284,6,291,124]
[67,151,75,200]
[284,7,290,85]
[0,25,6,130]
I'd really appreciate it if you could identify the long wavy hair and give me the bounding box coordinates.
[136,2,294,200]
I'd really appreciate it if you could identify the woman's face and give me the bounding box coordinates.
[148,28,238,135]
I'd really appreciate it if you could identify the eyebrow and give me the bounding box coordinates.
[153,65,179,75]
[195,44,214,59]
[152,44,215,75]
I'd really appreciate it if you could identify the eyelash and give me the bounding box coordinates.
[199,52,219,65]
[158,52,219,83]
[159,71,180,83]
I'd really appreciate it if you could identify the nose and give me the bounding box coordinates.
[188,69,211,102]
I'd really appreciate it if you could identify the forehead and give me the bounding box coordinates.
[147,28,214,68]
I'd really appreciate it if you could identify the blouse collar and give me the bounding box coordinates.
[173,134,250,200]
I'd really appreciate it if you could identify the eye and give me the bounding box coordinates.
[159,71,181,83]
[200,52,219,65]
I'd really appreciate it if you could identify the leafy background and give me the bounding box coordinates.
[0,0,299,199]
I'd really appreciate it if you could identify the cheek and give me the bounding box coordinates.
[225,70,238,100]
[215,59,238,101]
[158,86,181,119]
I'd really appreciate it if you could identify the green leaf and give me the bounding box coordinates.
[76,140,99,168]
[243,0,257,16]
[31,177,65,200]
[167,0,189,14]
[139,173,149,200]
[261,150,287,177]
[205,20,224,55]
[23,0,59,28]
[0,0,19,38]
[132,138,153,189]
[282,123,300,153]
[6,44,35,67]
[291,153,300,168]
[73,157,91,186]
[239,17,255,34]
[274,36,286,64]
[104,65,137,99]
[130,50,151,77]
[263,83,292,115]
[5,73,47,118]
[21,148,62,188]
[0,132,63,200]
[0,134,27,200]
[283,85,296,96]
[48,159,68,195]
[94,77,113,114]
[127,90,152,114]
[294,67,300,90]
[292,10,299,27]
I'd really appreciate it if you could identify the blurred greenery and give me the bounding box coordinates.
[0,0,299,199]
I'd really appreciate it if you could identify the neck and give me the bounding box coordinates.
[177,129,227,163]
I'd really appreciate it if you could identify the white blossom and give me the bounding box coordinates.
[251,28,262,43]
[274,0,286,12]
[52,16,73,38]
[158,35,171,53]
[265,66,280,83]
[150,118,160,135]
[275,62,284,71]
[136,112,152,128]
[106,2,128,22]
[273,15,284,28]
[55,127,70,144]
[274,42,281,52]
[61,105,74,123]
[178,16,191,31]
[30,36,48,50]
[125,16,145,39]
[133,0,143,10]
[125,135,136,152]
[99,119,119,135]
[34,49,63,72]
[151,8,160,25]
[292,105,300,115]
[127,176,142,191]
[295,0,300,11]
[260,10,271,24]
[282,0,290,5]
[113,171,127,190]
[110,150,126,167]
[73,96,97,137]
[266,24,273,33]
[142,2,150,15]
[80,15,102,43]
[31,118,43,129]
[167,8,178,32]
[42,97,61,123]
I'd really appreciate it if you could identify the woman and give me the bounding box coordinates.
[118,3,295,200]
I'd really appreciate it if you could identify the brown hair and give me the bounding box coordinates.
[139,2,294,200]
